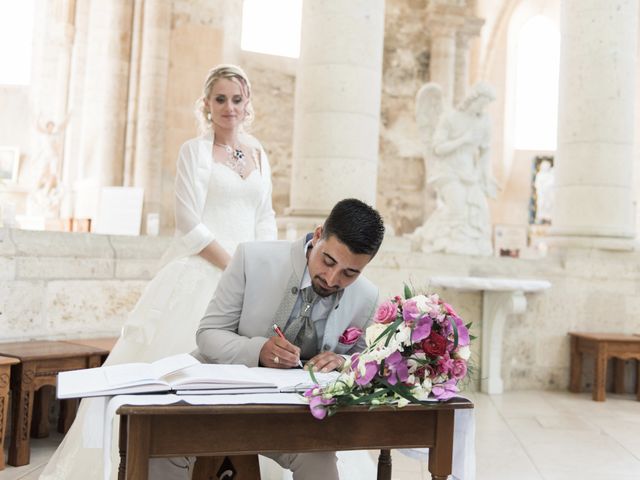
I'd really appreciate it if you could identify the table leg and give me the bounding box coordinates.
[636,360,640,401]
[119,415,128,480]
[0,365,11,471]
[58,398,79,433]
[376,449,392,480]
[31,387,52,438]
[613,358,626,394]
[593,343,607,402]
[569,336,582,393]
[8,362,35,466]
[427,410,455,480]
[125,416,150,480]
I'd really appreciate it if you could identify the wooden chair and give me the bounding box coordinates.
[0,355,19,470]
[0,340,110,466]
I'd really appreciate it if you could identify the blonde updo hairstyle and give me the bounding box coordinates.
[195,64,254,134]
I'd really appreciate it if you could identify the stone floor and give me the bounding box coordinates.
[1,390,639,480]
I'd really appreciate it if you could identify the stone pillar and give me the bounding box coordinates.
[454,17,484,105]
[427,4,465,106]
[551,0,638,248]
[77,0,134,186]
[132,0,171,224]
[61,0,90,190]
[284,0,385,232]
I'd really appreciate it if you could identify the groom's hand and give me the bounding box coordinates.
[259,336,301,369]
[305,351,345,373]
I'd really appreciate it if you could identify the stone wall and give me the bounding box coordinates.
[2,228,638,393]
[0,228,170,341]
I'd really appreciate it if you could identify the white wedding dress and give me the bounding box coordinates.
[40,134,277,479]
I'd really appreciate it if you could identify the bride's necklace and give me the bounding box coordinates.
[214,142,246,178]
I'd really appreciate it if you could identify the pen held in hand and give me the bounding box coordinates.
[272,324,304,368]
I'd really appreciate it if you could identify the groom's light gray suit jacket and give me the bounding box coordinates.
[195,236,379,367]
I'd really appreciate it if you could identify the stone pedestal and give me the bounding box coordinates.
[551,0,638,248]
[429,276,551,395]
[285,0,385,233]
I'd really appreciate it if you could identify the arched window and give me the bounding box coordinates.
[241,0,303,58]
[513,15,560,150]
[0,1,35,85]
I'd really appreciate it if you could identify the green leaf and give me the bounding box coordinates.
[450,316,459,350]
[465,321,473,330]
[403,283,413,299]
[470,334,478,341]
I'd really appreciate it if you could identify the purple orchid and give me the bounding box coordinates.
[431,378,458,400]
[352,356,379,386]
[453,316,470,346]
[304,386,336,420]
[411,314,433,342]
[385,351,409,385]
[402,299,420,322]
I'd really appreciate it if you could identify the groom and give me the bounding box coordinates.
[196,198,385,374]
[158,198,384,480]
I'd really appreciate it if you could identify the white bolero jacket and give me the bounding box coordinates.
[160,131,277,266]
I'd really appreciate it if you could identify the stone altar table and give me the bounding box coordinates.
[429,276,551,394]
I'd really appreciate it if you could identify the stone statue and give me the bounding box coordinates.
[28,114,70,218]
[409,82,497,256]
[534,159,554,224]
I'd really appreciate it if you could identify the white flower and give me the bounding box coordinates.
[453,345,471,361]
[365,323,388,346]
[411,378,433,400]
[397,396,410,408]
[412,294,431,312]
[392,323,413,348]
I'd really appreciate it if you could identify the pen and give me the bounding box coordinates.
[272,324,304,368]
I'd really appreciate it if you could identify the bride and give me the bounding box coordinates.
[41,64,277,479]
[40,64,375,480]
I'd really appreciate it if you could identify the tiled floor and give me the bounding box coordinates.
[2,390,639,479]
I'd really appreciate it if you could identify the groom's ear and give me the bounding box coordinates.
[311,226,323,246]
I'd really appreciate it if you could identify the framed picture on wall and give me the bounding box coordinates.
[0,146,20,183]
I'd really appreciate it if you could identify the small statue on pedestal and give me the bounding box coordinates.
[409,82,497,256]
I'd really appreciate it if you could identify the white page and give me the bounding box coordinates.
[104,363,155,386]
[151,353,200,379]
[165,363,271,389]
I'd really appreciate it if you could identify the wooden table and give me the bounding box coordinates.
[569,332,640,401]
[117,398,473,480]
[0,340,110,466]
[63,336,118,363]
[0,355,19,470]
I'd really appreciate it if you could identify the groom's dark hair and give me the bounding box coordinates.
[322,198,385,257]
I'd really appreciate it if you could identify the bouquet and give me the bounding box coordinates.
[305,285,474,419]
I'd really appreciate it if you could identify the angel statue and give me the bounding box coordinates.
[409,81,497,256]
[27,113,71,218]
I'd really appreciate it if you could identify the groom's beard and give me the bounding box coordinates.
[311,276,340,298]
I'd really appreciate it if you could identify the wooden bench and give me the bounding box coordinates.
[569,332,640,402]
[0,355,19,470]
[0,340,110,466]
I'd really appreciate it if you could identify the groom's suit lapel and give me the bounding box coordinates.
[272,236,309,333]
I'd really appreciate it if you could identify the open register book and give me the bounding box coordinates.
[57,353,339,399]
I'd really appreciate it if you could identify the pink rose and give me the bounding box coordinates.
[375,300,398,324]
[339,326,363,345]
[451,359,468,380]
